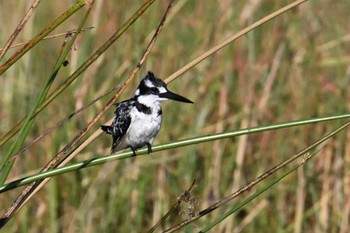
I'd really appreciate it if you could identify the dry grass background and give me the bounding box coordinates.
[1,0,350,232]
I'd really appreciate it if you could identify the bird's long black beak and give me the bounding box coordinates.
[158,90,193,103]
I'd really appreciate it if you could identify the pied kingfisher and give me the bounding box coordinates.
[101,71,193,155]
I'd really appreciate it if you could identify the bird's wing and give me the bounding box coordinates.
[109,100,134,152]
[101,100,133,152]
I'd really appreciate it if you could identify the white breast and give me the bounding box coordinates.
[124,104,162,149]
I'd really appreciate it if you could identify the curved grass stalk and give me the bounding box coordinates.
[1,114,349,193]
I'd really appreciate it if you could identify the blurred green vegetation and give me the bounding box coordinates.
[1,0,350,232]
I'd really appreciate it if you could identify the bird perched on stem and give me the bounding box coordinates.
[101,71,193,155]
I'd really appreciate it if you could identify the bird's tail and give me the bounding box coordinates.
[101,125,113,134]
[101,125,121,153]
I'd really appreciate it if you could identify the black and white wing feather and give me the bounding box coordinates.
[101,99,134,152]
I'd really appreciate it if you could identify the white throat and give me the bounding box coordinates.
[137,94,162,107]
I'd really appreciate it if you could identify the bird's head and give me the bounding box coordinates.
[135,71,193,104]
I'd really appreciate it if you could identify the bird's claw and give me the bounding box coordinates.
[146,143,152,154]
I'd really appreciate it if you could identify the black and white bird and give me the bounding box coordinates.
[101,71,193,155]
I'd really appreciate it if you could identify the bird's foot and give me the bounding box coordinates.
[130,147,137,156]
[146,143,152,154]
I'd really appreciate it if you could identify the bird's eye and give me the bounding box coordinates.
[151,87,159,94]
